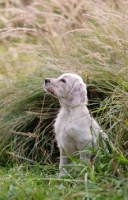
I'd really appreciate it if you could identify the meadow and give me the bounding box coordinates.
[0,0,128,199]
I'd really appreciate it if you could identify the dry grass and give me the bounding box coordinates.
[0,0,128,79]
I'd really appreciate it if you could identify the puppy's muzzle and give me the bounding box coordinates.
[45,78,51,85]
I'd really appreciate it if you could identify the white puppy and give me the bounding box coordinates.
[44,73,108,176]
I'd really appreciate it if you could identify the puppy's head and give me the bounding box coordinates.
[44,73,88,107]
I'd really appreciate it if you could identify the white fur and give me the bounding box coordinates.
[44,73,108,176]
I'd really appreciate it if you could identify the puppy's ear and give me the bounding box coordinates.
[69,80,88,106]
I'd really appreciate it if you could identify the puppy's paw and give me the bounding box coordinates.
[59,168,68,177]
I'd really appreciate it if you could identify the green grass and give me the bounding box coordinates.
[0,158,127,200]
[0,69,61,165]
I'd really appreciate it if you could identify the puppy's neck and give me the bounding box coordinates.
[59,98,86,110]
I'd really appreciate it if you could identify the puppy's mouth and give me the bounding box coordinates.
[44,84,56,97]
[48,89,56,97]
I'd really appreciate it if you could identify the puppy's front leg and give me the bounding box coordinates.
[59,148,69,176]
[80,152,92,166]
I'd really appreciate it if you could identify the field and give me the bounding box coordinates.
[0,0,128,199]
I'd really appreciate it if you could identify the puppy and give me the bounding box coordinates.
[44,73,108,176]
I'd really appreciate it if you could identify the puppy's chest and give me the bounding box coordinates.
[54,114,70,137]
[54,113,73,150]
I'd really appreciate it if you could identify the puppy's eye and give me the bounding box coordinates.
[60,78,66,83]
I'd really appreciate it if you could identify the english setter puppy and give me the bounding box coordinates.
[44,73,108,176]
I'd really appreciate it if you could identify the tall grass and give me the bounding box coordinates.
[0,1,128,199]
[0,0,128,78]
[0,69,61,165]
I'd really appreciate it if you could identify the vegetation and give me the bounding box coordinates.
[0,0,128,199]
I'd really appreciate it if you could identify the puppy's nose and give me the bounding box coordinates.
[45,78,50,84]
